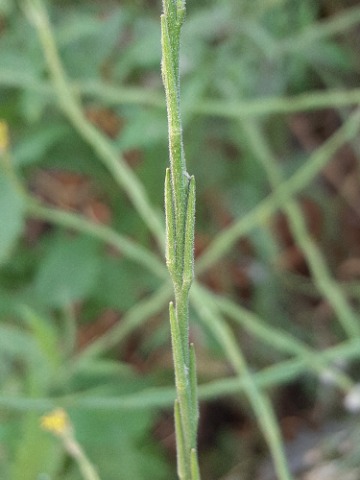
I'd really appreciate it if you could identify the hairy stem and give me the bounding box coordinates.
[161,1,200,478]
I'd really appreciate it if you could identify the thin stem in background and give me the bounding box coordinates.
[4,5,360,120]
[24,0,165,250]
[279,4,360,55]
[25,195,354,392]
[196,108,360,273]
[16,0,360,282]
[2,336,360,412]
[27,201,167,280]
[41,409,101,480]
[191,284,293,480]
[19,1,360,476]
[4,71,360,120]
[215,295,353,393]
[239,119,360,339]
[24,98,359,285]
[72,282,172,369]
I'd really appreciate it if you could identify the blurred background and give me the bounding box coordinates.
[2,0,360,479]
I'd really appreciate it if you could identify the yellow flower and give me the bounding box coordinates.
[0,121,9,153]
[40,408,70,436]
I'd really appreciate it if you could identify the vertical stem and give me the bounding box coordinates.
[161,1,200,478]
[161,3,187,273]
[24,0,164,250]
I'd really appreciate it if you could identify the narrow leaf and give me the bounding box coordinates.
[34,233,101,307]
[177,3,186,28]
[189,343,199,433]
[182,176,196,290]
[162,0,177,24]
[0,167,25,265]
[174,399,187,480]
[165,168,177,281]
[18,305,60,368]
[190,449,201,480]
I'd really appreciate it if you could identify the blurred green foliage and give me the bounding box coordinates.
[1,0,360,479]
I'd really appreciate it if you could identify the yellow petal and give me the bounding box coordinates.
[41,408,70,435]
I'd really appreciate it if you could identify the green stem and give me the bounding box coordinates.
[191,284,293,480]
[24,0,164,249]
[169,303,194,458]
[2,336,360,412]
[280,4,360,55]
[161,8,186,272]
[161,1,200,478]
[25,195,353,391]
[27,201,167,280]
[215,295,353,393]
[197,108,360,273]
[62,433,101,480]
[239,119,360,339]
[4,70,360,119]
[72,282,172,369]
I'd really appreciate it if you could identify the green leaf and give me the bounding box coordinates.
[125,18,161,69]
[305,41,353,72]
[0,324,40,361]
[56,13,101,47]
[72,405,172,480]
[13,123,69,167]
[92,257,154,311]
[183,176,196,290]
[60,10,127,79]
[174,399,187,479]
[0,170,25,265]
[0,324,54,392]
[11,413,60,480]
[165,168,176,282]
[190,448,201,480]
[117,109,167,150]
[19,90,50,123]
[17,305,61,368]
[34,233,101,308]
[0,52,40,83]
[112,17,160,81]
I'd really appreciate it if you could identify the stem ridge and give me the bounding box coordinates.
[162,1,200,478]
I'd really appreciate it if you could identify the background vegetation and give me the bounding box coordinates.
[2,0,360,479]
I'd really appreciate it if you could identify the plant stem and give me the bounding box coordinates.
[161,1,200,478]
[196,108,360,273]
[2,337,360,413]
[24,0,164,250]
[25,195,353,392]
[4,70,360,118]
[215,295,353,393]
[26,201,167,280]
[280,4,360,55]
[191,284,293,480]
[239,119,360,339]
